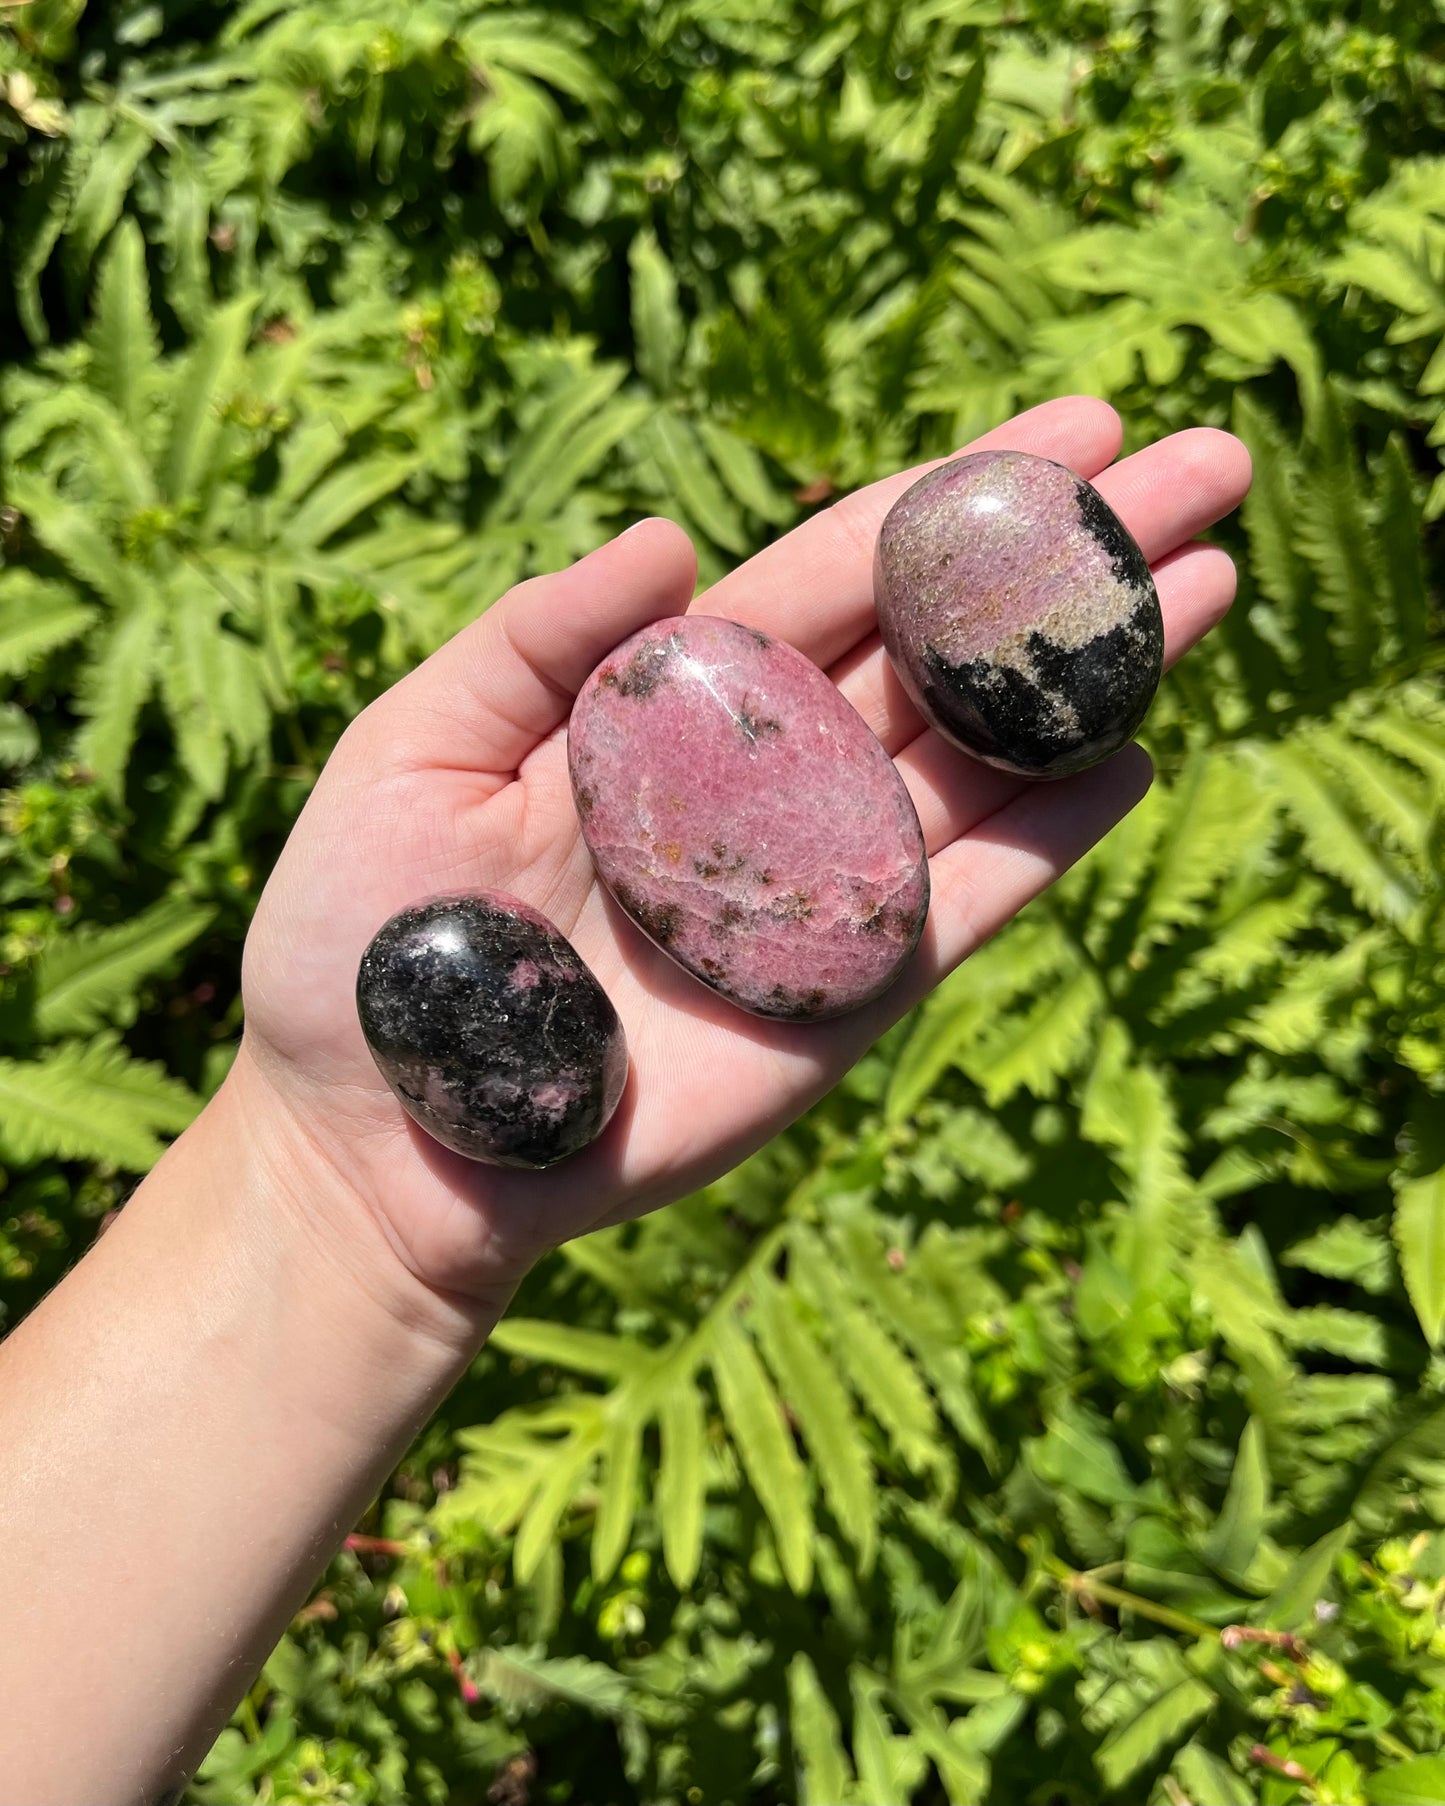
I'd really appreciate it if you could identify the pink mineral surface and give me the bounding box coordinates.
[874,450,1163,778]
[568,615,928,1020]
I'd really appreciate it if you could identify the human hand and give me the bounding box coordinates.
[236,397,1250,1315]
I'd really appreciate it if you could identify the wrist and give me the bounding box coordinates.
[179,1044,500,1379]
[0,1040,498,1801]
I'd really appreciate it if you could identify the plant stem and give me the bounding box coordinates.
[1046,1557,1218,1642]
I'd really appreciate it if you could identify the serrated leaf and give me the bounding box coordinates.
[850,1667,921,1806]
[283,453,422,550]
[1293,387,1379,681]
[793,1226,942,1478]
[0,574,96,678]
[1173,1742,1258,1805]
[459,18,613,105]
[0,704,39,768]
[512,1420,601,1585]
[1283,1217,1394,1294]
[752,1274,876,1571]
[1035,1401,1138,1508]
[32,894,214,1038]
[1137,751,1268,942]
[489,366,647,524]
[3,474,140,607]
[788,1653,854,1806]
[1395,1166,1445,1348]
[0,1035,200,1170]
[630,228,684,394]
[710,1313,813,1594]
[75,597,164,793]
[1376,436,1431,660]
[1262,740,1419,928]
[160,600,229,801]
[695,421,793,524]
[966,961,1102,1106]
[1204,1418,1269,1585]
[65,123,151,274]
[650,410,750,555]
[161,293,254,504]
[490,1319,653,1381]
[591,1405,642,1585]
[886,919,1067,1120]
[1257,1525,1350,1632]
[1094,1674,1214,1791]
[89,217,160,435]
[474,1646,629,1718]
[657,1372,706,1591]
[1190,1236,1293,1378]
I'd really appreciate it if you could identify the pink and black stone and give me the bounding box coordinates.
[568,615,928,1021]
[875,450,1163,778]
[356,892,627,1168]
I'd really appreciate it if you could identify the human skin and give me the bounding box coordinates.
[0,399,1250,1804]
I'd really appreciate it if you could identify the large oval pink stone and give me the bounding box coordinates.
[568,615,928,1020]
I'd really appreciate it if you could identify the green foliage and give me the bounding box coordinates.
[3,0,1445,1800]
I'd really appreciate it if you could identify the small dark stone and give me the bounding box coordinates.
[356,892,627,1169]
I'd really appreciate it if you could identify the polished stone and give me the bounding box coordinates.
[356,892,627,1167]
[568,615,928,1020]
[874,450,1163,778]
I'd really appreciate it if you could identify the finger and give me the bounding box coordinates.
[913,744,1154,992]
[353,518,697,778]
[1091,427,1251,564]
[834,538,1239,759]
[694,395,1124,669]
[1158,540,1239,665]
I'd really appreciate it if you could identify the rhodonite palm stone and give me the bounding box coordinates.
[568,615,928,1020]
[356,892,627,1168]
[874,450,1163,778]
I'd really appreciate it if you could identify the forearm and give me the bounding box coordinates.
[0,1050,493,1806]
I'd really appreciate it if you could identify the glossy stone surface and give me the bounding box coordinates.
[568,615,928,1020]
[874,450,1163,778]
[356,893,627,1168]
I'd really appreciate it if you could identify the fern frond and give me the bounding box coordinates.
[282,453,423,551]
[965,958,1103,1107]
[1394,1167,1445,1350]
[630,229,684,396]
[489,366,650,524]
[1135,751,1270,945]
[32,894,215,1038]
[1375,435,1433,661]
[886,918,1070,1121]
[788,1654,855,1806]
[753,1273,877,1571]
[1312,723,1432,863]
[1291,388,1379,684]
[472,1646,631,1719]
[161,293,254,505]
[0,1034,200,1170]
[709,1313,813,1594]
[0,574,97,678]
[88,218,161,436]
[75,597,165,793]
[656,1373,707,1590]
[1259,741,1419,927]
[489,1318,658,1382]
[649,411,749,555]
[791,1225,945,1482]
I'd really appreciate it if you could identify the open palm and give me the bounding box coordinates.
[239,397,1250,1306]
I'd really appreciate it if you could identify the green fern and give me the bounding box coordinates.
[0,1034,200,1170]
